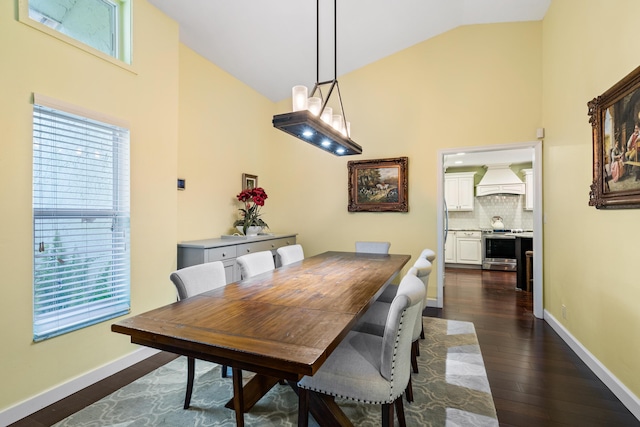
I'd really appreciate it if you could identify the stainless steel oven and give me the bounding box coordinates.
[482,231,516,271]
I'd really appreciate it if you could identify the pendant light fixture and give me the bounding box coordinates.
[272,0,362,156]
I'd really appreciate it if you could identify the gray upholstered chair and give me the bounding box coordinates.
[355,241,391,254]
[276,244,305,266]
[408,259,432,367]
[418,248,436,262]
[297,272,425,427]
[414,254,434,339]
[356,241,396,297]
[169,261,228,409]
[352,263,432,401]
[236,250,275,279]
[377,248,436,304]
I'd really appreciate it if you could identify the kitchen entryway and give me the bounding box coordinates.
[436,141,543,318]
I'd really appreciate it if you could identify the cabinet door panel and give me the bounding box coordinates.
[456,238,482,264]
[523,169,533,210]
[457,176,475,210]
[444,232,456,263]
[444,178,459,209]
[444,172,475,211]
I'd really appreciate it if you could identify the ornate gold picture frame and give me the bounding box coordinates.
[348,157,408,212]
[589,65,640,209]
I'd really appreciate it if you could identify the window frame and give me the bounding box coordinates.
[18,0,134,71]
[32,94,131,342]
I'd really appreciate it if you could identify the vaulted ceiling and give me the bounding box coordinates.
[148,0,550,102]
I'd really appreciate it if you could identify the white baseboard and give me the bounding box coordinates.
[0,347,159,426]
[544,310,640,421]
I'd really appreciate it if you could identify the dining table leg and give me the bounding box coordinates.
[225,373,281,413]
[232,368,244,427]
[288,381,354,427]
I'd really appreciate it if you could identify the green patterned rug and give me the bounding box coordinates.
[55,318,498,426]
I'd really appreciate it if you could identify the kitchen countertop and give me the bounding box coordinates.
[506,232,534,238]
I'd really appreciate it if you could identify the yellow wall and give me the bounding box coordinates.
[177,45,275,241]
[267,22,543,297]
[3,0,639,416]
[0,0,180,409]
[542,0,640,395]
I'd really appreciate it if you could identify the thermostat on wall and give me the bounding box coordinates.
[177,178,186,190]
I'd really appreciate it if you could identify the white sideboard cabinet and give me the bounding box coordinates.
[177,233,297,284]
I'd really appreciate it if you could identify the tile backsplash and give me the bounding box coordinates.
[448,194,533,230]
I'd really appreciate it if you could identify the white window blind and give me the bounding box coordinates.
[32,96,130,342]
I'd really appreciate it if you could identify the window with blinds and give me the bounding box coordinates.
[32,95,130,342]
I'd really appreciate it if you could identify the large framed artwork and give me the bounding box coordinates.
[589,64,640,209]
[348,157,408,212]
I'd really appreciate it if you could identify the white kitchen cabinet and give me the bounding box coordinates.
[445,230,481,265]
[444,172,476,211]
[523,168,533,210]
[455,231,482,264]
[445,231,456,263]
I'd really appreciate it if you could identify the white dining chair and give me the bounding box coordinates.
[418,248,436,262]
[352,262,432,402]
[355,241,391,254]
[297,271,425,427]
[236,250,275,279]
[169,261,229,409]
[377,248,435,304]
[276,244,305,266]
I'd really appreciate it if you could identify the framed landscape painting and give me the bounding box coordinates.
[589,64,640,209]
[348,157,408,212]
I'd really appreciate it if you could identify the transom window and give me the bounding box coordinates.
[32,95,131,341]
[21,0,132,65]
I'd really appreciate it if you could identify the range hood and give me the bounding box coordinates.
[476,164,525,196]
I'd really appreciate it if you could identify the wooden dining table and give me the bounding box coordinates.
[111,251,411,426]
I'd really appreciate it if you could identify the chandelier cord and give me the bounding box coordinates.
[312,0,348,135]
[334,0,337,80]
[316,0,319,84]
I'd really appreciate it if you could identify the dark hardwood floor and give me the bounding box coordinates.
[10,268,639,426]
[425,268,638,427]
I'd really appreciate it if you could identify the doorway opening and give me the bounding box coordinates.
[434,141,543,318]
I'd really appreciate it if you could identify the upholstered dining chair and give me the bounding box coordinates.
[353,262,432,401]
[236,250,275,279]
[414,253,435,339]
[355,241,391,254]
[377,248,435,304]
[276,244,305,266]
[418,248,436,262]
[379,259,433,366]
[169,261,229,409]
[297,271,425,427]
[408,259,432,367]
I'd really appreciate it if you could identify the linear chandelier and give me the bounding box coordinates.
[272,0,362,156]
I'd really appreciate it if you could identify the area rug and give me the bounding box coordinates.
[54,318,498,426]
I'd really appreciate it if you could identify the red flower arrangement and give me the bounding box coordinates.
[233,187,269,235]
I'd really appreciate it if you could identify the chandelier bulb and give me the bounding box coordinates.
[307,97,322,116]
[292,86,308,111]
